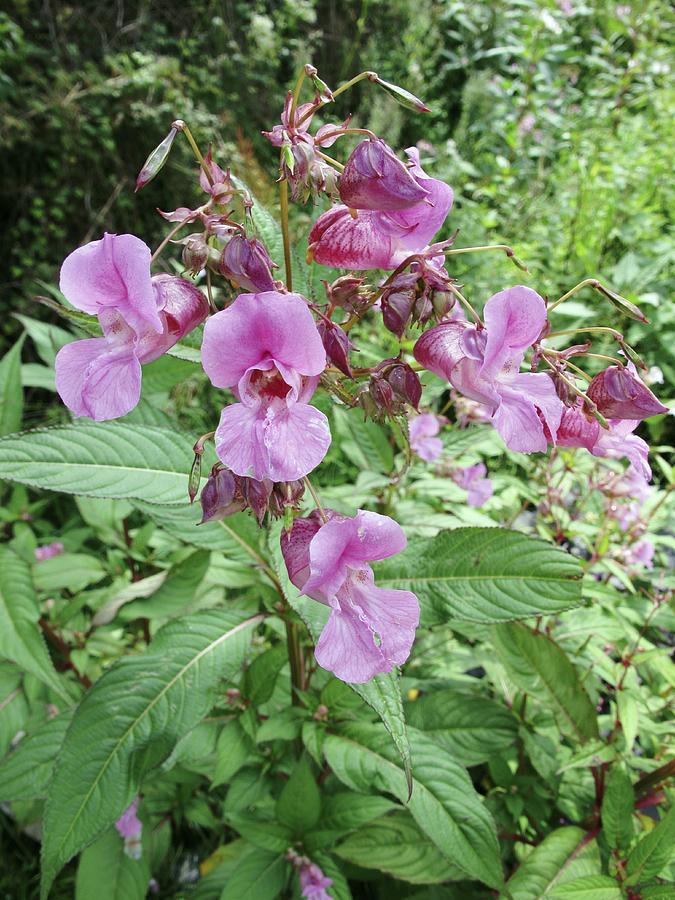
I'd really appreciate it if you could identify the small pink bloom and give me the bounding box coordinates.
[299,862,333,900]
[35,542,64,562]
[281,510,419,683]
[452,463,493,507]
[415,286,563,453]
[587,363,668,421]
[308,148,453,270]
[626,538,654,569]
[556,404,651,481]
[115,797,142,859]
[55,235,208,421]
[201,291,330,482]
[409,413,444,462]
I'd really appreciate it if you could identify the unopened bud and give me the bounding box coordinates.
[431,289,455,320]
[323,275,370,312]
[220,234,277,293]
[587,365,668,421]
[199,466,246,524]
[135,124,179,192]
[269,480,305,518]
[241,478,273,526]
[304,64,334,102]
[181,233,209,275]
[317,320,353,377]
[382,288,415,338]
[384,359,422,410]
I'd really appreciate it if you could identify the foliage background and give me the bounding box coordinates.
[0,0,673,898]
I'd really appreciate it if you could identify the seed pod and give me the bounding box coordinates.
[135,125,180,192]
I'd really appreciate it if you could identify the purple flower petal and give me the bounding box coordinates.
[340,139,430,211]
[413,321,469,381]
[60,233,161,334]
[55,338,142,421]
[280,514,323,592]
[481,286,547,379]
[593,419,651,481]
[309,206,400,269]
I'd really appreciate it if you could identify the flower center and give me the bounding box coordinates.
[249,367,292,401]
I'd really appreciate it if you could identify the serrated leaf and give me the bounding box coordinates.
[40,610,262,899]
[601,766,634,850]
[213,719,253,787]
[219,849,287,900]
[119,549,211,621]
[492,623,599,743]
[617,691,639,751]
[0,546,71,702]
[75,828,149,900]
[335,810,465,884]
[0,423,204,506]
[276,755,321,834]
[374,528,583,625]
[626,804,675,886]
[324,723,503,890]
[243,645,288,705]
[226,813,293,853]
[503,826,601,899]
[405,688,517,766]
[549,875,622,899]
[0,335,24,436]
[305,792,396,852]
[0,710,72,802]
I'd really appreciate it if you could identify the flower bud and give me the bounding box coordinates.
[269,479,306,518]
[323,275,370,312]
[137,275,209,364]
[135,124,179,192]
[384,359,422,410]
[431,288,455,319]
[181,233,209,275]
[317,320,353,377]
[340,139,430,211]
[382,286,416,338]
[241,477,273,526]
[587,365,668,420]
[199,467,246,524]
[220,234,278,292]
[367,73,431,113]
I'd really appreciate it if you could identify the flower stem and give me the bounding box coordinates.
[295,71,375,128]
[278,178,293,290]
[540,352,608,428]
[447,284,483,326]
[304,475,328,522]
[316,150,345,171]
[151,220,189,264]
[173,120,214,187]
[285,619,306,706]
[443,244,529,272]
[289,68,307,125]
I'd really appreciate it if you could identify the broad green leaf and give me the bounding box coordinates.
[75,828,149,900]
[405,688,517,766]
[374,528,583,624]
[119,549,211,621]
[640,886,675,899]
[243,645,288,705]
[335,810,466,884]
[601,766,634,850]
[0,335,24,436]
[492,623,599,743]
[33,553,107,593]
[305,792,396,852]
[504,826,602,899]
[626,804,675,885]
[226,813,293,853]
[268,520,413,787]
[0,546,71,701]
[549,875,622,899]
[192,840,253,900]
[219,849,287,900]
[617,691,639,751]
[276,755,321,835]
[14,314,72,366]
[333,407,395,474]
[40,610,262,899]
[213,719,253,787]
[324,723,503,890]
[0,710,72,802]
[0,423,203,506]
[311,852,352,900]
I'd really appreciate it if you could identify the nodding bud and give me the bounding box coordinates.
[382,288,416,338]
[135,125,180,192]
[317,320,353,377]
[385,359,422,410]
[220,234,278,292]
[367,73,431,113]
[340,139,429,211]
[181,233,209,275]
[241,477,273,526]
[587,365,668,420]
[323,275,370,312]
[269,480,306,518]
[362,358,422,419]
[199,467,247,524]
[304,64,334,102]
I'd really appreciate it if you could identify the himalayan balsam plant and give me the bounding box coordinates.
[0,64,672,900]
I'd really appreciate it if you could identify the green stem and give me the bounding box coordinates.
[540,352,608,428]
[278,178,293,290]
[285,619,305,706]
[447,284,483,326]
[296,70,375,127]
[151,220,189,264]
[176,121,214,187]
[304,475,328,522]
[316,150,345,171]
[289,68,307,125]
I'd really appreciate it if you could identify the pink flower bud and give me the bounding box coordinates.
[323,274,370,311]
[135,125,179,192]
[340,139,430,211]
[317,320,353,377]
[135,275,209,364]
[181,233,210,275]
[382,287,416,338]
[35,541,65,562]
[219,234,278,292]
[199,467,246,524]
[241,477,273,526]
[587,365,668,420]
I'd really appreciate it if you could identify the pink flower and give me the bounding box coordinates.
[55,234,208,421]
[452,463,493,507]
[587,363,668,421]
[409,413,444,461]
[35,542,64,562]
[300,862,333,900]
[626,538,654,569]
[115,798,142,859]
[201,291,331,482]
[281,510,419,683]
[340,139,430,211]
[308,148,453,270]
[219,233,278,293]
[556,403,651,481]
[414,286,563,453]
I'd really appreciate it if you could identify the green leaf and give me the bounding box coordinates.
[0,546,71,702]
[405,689,517,766]
[119,549,211,621]
[226,813,293,853]
[324,723,503,890]
[219,850,287,900]
[333,407,395,474]
[626,804,675,885]
[492,623,599,743]
[213,719,253,787]
[14,314,72,366]
[549,875,622,899]
[0,711,72,802]
[33,553,107,594]
[504,826,602,899]
[243,645,288,705]
[0,423,203,506]
[75,828,149,900]
[40,610,262,899]
[601,766,634,850]
[305,792,396,852]
[0,335,24,436]
[374,528,583,625]
[310,852,352,900]
[268,520,413,787]
[335,810,465,884]
[617,691,639,751]
[276,755,321,835]
[640,886,675,899]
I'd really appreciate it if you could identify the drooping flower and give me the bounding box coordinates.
[409,413,444,462]
[219,233,278,292]
[35,542,64,562]
[281,509,419,683]
[586,362,668,420]
[115,797,142,859]
[308,148,453,270]
[414,286,563,453]
[556,403,651,481]
[451,463,493,507]
[201,291,331,482]
[339,139,429,211]
[55,234,208,421]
